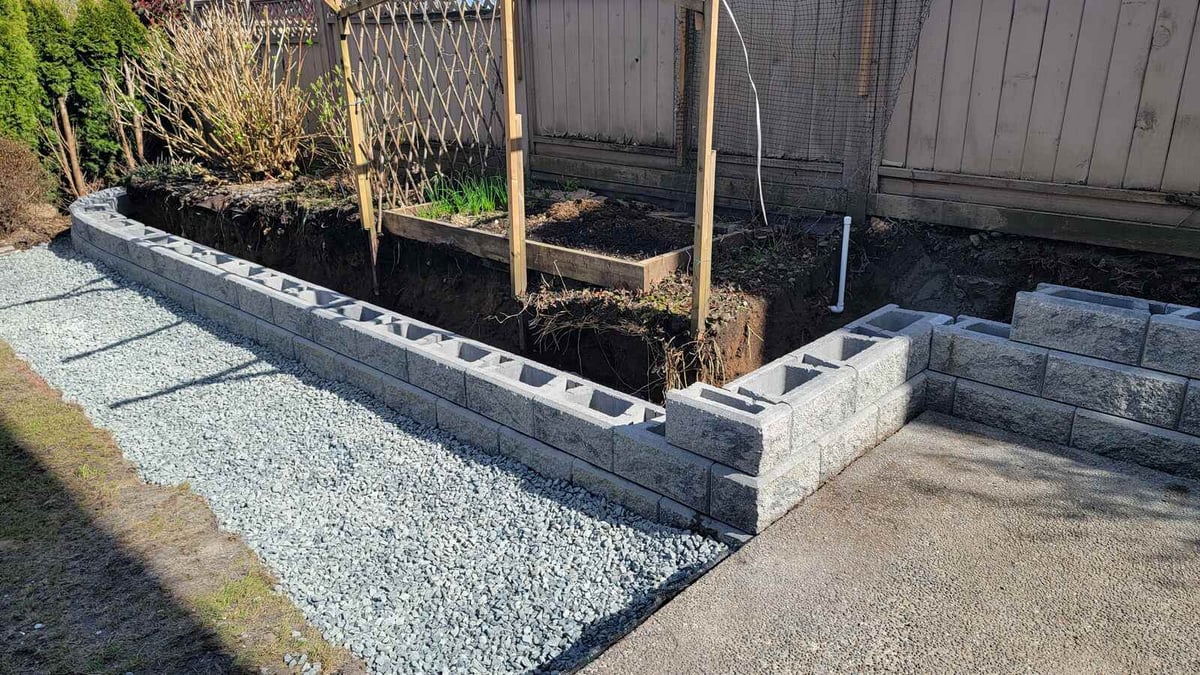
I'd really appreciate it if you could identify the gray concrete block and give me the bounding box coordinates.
[571,460,660,521]
[657,498,756,548]
[339,357,385,399]
[358,319,453,382]
[846,304,952,378]
[497,427,574,481]
[613,419,713,511]
[158,277,196,313]
[312,301,392,359]
[665,382,793,476]
[465,358,568,435]
[532,381,653,470]
[1071,408,1200,480]
[877,374,926,441]
[1011,288,1150,365]
[1179,380,1200,437]
[725,356,856,449]
[1142,311,1200,379]
[228,273,278,321]
[819,404,880,484]
[1042,350,1187,428]
[798,331,909,411]
[292,336,341,381]
[192,292,257,338]
[269,284,349,340]
[709,441,820,534]
[407,338,506,405]
[381,375,438,427]
[925,371,957,414]
[953,379,1076,445]
[930,317,1049,395]
[126,236,171,273]
[436,400,501,454]
[253,319,295,359]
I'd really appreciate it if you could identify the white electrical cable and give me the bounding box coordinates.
[719,0,769,228]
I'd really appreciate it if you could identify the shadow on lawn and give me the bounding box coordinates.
[0,417,242,674]
[38,237,727,673]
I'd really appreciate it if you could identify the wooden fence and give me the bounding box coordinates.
[294,0,1200,257]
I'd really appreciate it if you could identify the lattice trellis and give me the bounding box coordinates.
[342,0,506,208]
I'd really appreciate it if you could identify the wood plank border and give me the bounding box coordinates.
[381,206,744,291]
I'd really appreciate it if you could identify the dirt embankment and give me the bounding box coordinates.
[122,172,1200,402]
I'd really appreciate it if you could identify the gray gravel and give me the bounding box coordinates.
[0,241,727,673]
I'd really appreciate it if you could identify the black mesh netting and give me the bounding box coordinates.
[685,0,930,169]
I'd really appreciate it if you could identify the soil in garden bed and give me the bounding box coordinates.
[122,169,1200,403]
[457,191,703,260]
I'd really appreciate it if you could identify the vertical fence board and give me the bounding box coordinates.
[1020,0,1086,181]
[1051,0,1122,184]
[1124,0,1199,189]
[1087,0,1159,187]
[1161,12,1200,192]
[882,56,915,165]
[960,0,1013,175]
[989,0,1049,177]
[578,0,596,136]
[907,0,951,169]
[934,0,984,173]
[808,0,844,161]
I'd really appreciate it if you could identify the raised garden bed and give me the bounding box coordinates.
[382,192,744,291]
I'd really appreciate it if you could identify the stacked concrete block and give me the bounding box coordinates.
[359,319,453,381]
[406,337,509,406]
[951,379,1076,445]
[533,381,659,470]
[311,300,394,361]
[818,404,882,484]
[798,331,909,411]
[1041,351,1187,428]
[1142,306,1200,379]
[925,371,957,414]
[1182,381,1200,437]
[877,373,927,440]
[709,447,819,533]
[846,304,952,378]
[930,317,1048,395]
[1070,409,1200,480]
[613,419,713,511]
[466,358,570,436]
[665,383,792,475]
[724,354,857,455]
[1011,284,1151,365]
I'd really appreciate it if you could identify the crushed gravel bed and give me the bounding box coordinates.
[0,241,727,674]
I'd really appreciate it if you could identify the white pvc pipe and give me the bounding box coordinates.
[829,216,852,314]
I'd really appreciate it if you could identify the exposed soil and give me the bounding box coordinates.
[121,167,1200,404]
[462,192,701,260]
[0,203,69,250]
[0,342,364,675]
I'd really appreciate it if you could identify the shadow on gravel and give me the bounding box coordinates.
[38,237,725,672]
[0,275,119,312]
[0,416,241,673]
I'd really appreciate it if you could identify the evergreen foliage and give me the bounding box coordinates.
[0,0,41,145]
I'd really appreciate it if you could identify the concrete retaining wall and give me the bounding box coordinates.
[933,284,1200,480]
[70,189,959,540]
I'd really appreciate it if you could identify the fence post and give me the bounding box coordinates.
[690,0,719,337]
[325,0,380,293]
[501,0,527,298]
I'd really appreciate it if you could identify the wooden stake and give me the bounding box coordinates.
[690,0,719,336]
[335,10,379,294]
[501,0,527,298]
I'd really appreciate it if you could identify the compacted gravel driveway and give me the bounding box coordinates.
[0,241,726,673]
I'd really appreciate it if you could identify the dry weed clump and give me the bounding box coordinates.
[0,136,53,237]
[120,2,312,179]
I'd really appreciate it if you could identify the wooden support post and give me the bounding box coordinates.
[501,0,527,298]
[332,6,379,293]
[690,0,719,336]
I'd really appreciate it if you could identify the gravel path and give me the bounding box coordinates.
[0,241,726,674]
